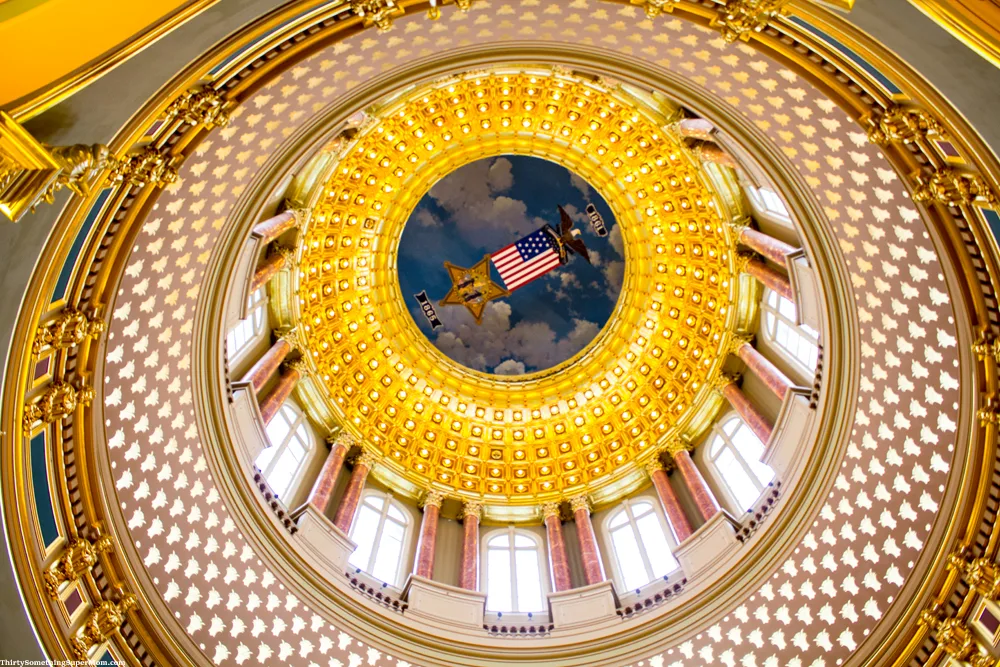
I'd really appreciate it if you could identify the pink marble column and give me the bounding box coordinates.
[721,381,774,446]
[257,363,301,425]
[646,462,693,543]
[744,257,795,302]
[332,450,377,533]
[571,496,606,586]
[250,247,294,292]
[542,503,572,592]
[458,501,482,591]
[738,227,798,266]
[242,337,293,393]
[252,211,300,244]
[672,448,721,523]
[305,431,356,514]
[413,490,444,579]
[735,341,794,400]
[694,141,739,169]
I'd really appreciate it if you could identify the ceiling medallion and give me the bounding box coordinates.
[297,68,742,504]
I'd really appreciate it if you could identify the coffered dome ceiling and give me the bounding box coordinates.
[5,2,1000,667]
[297,69,743,502]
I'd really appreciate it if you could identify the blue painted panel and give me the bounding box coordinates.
[788,16,904,97]
[95,649,116,666]
[982,208,1000,244]
[51,187,113,304]
[29,431,59,548]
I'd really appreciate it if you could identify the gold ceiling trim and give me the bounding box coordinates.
[295,68,743,503]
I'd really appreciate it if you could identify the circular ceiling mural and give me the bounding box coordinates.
[398,155,622,375]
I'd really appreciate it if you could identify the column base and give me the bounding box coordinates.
[764,387,815,479]
[401,575,487,629]
[290,504,357,582]
[547,580,619,629]
[674,511,741,580]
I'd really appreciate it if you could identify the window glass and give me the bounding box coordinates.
[705,416,776,512]
[226,288,266,359]
[762,289,819,373]
[255,403,312,500]
[607,500,678,592]
[347,491,410,587]
[485,529,545,612]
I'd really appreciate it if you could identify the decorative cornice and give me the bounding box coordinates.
[864,103,943,146]
[918,609,996,667]
[23,381,94,432]
[69,594,137,661]
[108,146,178,189]
[947,551,1000,600]
[350,0,404,31]
[42,532,114,600]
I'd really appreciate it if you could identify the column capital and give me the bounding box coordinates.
[541,502,562,520]
[724,332,754,356]
[286,205,309,228]
[462,500,484,521]
[569,495,591,514]
[712,371,741,393]
[643,459,665,476]
[354,449,380,470]
[664,438,692,457]
[422,489,445,509]
[275,326,304,351]
[326,429,358,450]
[274,245,297,270]
[733,251,753,274]
[283,357,312,378]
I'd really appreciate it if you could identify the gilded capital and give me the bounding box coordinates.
[69,594,137,661]
[24,382,95,433]
[108,146,178,189]
[164,87,235,129]
[33,308,105,355]
[355,449,380,470]
[350,0,404,31]
[664,438,691,457]
[462,500,484,520]
[541,502,562,520]
[569,495,591,514]
[328,429,358,451]
[912,167,997,208]
[274,245,298,270]
[284,357,312,377]
[276,326,303,351]
[644,460,665,476]
[42,533,114,599]
[711,0,790,44]
[725,332,754,356]
[864,103,943,146]
[422,489,445,509]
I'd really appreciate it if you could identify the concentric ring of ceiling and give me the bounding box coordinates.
[296,68,744,503]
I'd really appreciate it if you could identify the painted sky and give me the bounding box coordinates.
[397,155,625,375]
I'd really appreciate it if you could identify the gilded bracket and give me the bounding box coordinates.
[948,551,1000,600]
[919,609,998,667]
[350,0,404,31]
[163,87,236,130]
[912,167,997,208]
[711,0,790,44]
[108,146,179,190]
[42,531,114,599]
[69,594,137,661]
[33,308,105,355]
[23,382,95,433]
[864,103,944,146]
[629,0,680,19]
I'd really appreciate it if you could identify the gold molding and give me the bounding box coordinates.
[3,0,222,122]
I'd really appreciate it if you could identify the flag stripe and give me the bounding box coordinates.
[506,254,560,290]
[489,226,562,291]
[503,251,558,283]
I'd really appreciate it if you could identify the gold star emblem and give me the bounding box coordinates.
[438,255,510,324]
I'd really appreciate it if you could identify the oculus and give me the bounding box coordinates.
[397,155,622,375]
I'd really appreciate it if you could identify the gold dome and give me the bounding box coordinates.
[297,69,744,503]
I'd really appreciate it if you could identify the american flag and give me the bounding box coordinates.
[491,227,562,291]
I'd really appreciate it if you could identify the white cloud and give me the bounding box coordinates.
[428,157,540,248]
[493,359,526,375]
[569,172,592,198]
[426,300,599,372]
[607,224,624,258]
[603,260,625,300]
[414,208,441,227]
[487,157,514,191]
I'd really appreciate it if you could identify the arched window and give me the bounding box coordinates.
[484,528,545,612]
[347,491,410,586]
[761,288,819,373]
[705,414,775,512]
[254,402,313,500]
[746,185,791,224]
[227,287,267,360]
[606,498,679,592]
